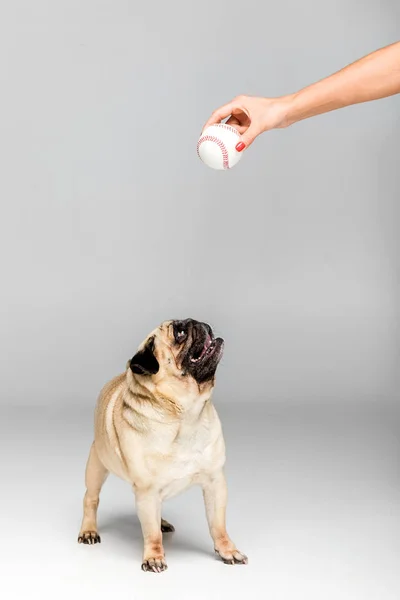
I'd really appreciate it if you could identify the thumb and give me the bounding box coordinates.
[235,125,260,152]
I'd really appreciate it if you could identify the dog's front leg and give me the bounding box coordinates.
[202,469,248,565]
[134,487,167,573]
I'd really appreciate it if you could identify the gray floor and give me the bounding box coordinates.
[2,400,400,600]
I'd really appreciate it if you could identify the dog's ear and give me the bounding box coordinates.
[130,337,159,376]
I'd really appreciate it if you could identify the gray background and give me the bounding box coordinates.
[1,2,399,599]
[1,0,399,408]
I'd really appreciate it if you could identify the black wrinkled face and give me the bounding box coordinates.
[172,319,224,384]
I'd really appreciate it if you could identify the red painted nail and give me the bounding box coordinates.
[236,142,245,152]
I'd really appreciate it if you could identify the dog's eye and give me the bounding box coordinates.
[176,330,186,343]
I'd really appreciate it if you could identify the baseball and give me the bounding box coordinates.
[197,123,243,170]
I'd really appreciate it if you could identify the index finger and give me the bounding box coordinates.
[202,102,236,132]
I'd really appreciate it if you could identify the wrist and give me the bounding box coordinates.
[278,93,301,128]
[260,95,299,131]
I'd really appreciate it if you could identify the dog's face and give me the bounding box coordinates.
[129,319,224,392]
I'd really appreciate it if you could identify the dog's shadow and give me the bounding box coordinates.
[100,513,211,560]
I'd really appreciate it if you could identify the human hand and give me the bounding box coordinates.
[202,95,293,151]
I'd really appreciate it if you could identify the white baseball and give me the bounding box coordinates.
[197,123,243,170]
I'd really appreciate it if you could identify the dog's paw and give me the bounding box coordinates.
[161,518,175,533]
[215,548,248,565]
[78,531,101,545]
[141,557,168,573]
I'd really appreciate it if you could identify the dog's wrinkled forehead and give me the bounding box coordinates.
[155,319,202,341]
[146,321,173,348]
[159,320,174,337]
[138,322,172,346]
[139,319,211,349]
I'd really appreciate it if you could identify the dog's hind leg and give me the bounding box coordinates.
[161,518,175,533]
[78,442,109,544]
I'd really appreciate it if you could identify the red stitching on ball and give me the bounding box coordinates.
[214,123,241,137]
[197,135,230,169]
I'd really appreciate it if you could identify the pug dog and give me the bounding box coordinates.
[78,319,247,572]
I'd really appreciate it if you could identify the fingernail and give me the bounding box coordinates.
[236,142,245,152]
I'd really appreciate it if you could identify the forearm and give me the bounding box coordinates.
[285,41,400,126]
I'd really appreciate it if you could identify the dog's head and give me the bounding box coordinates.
[127,319,224,405]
